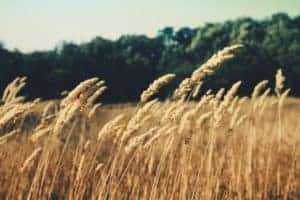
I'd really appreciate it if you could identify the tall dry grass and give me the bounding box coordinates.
[0,45,299,200]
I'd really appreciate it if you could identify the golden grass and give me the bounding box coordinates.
[0,45,299,200]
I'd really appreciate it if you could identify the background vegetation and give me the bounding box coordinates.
[0,12,299,102]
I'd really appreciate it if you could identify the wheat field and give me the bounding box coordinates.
[0,44,299,200]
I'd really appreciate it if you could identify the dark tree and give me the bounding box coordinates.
[0,13,299,102]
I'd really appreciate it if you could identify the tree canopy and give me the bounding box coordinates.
[0,13,299,102]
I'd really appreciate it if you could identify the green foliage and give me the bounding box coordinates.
[0,13,299,102]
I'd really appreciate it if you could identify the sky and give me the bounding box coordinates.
[0,0,299,52]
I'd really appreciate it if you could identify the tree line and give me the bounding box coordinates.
[0,13,299,102]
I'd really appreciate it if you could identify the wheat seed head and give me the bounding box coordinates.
[275,68,286,96]
[140,73,175,103]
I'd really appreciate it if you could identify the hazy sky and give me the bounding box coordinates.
[0,0,299,52]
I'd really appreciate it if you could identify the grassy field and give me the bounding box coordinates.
[0,45,299,200]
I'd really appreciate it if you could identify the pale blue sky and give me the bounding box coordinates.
[0,0,299,52]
